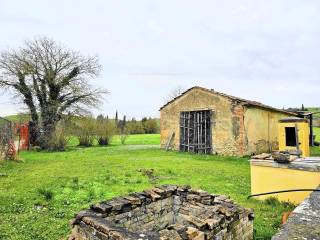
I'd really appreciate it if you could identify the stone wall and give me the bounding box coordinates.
[69,185,254,240]
[272,188,320,240]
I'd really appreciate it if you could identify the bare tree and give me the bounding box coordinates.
[164,86,185,104]
[0,37,107,148]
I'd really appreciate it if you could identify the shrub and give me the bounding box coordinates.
[72,117,96,147]
[142,118,159,134]
[124,117,159,134]
[95,117,116,146]
[119,128,129,145]
[126,121,145,134]
[47,119,70,151]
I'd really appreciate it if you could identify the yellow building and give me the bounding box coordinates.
[278,117,310,157]
[160,86,297,156]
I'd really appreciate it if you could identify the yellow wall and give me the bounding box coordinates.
[244,107,291,155]
[160,87,294,156]
[278,121,310,157]
[251,165,320,204]
[160,88,244,155]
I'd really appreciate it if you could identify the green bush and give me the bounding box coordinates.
[72,117,96,147]
[47,119,70,151]
[119,133,128,144]
[142,117,159,134]
[124,117,159,134]
[95,117,116,146]
[126,120,145,134]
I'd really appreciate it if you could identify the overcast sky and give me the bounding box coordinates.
[0,0,319,119]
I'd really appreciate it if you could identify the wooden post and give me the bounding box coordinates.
[205,111,207,152]
[295,123,300,154]
[187,112,190,152]
[309,114,314,146]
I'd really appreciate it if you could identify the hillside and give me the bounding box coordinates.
[4,114,31,123]
[307,107,320,117]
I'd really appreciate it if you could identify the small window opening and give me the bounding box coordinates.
[285,127,296,146]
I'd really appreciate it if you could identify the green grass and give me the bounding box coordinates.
[314,127,320,142]
[67,134,160,147]
[311,127,320,155]
[0,134,314,240]
[308,107,320,117]
[311,146,320,156]
[311,127,320,156]
[111,133,160,145]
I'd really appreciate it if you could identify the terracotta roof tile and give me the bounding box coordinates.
[159,86,297,116]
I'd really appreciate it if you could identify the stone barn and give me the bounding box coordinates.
[160,86,296,156]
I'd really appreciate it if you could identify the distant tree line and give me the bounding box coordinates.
[100,111,159,135]
[47,111,159,151]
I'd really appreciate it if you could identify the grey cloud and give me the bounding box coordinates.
[0,0,319,118]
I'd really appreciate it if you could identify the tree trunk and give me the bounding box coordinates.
[17,78,41,146]
[27,103,41,144]
[38,110,61,149]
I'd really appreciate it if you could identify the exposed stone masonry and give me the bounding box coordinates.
[272,188,320,240]
[69,185,254,240]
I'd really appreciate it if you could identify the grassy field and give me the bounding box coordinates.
[1,134,319,240]
[307,107,320,117]
[68,134,160,146]
[3,114,31,123]
[314,127,320,142]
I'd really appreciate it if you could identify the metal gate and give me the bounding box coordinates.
[179,110,212,154]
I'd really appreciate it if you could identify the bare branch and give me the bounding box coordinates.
[0,37,107,148]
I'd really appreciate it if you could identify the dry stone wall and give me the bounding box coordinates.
[69,185,254,240]
[272,189,320,239]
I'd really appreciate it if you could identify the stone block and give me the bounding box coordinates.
[70,185,253,240]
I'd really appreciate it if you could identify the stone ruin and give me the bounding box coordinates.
[69,185,254,240]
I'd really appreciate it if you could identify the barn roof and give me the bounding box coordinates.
[159,86,297,116]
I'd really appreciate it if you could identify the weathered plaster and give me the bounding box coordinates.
[160,87,239,155]
[160,87,294,156]
[244,107,291,155]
